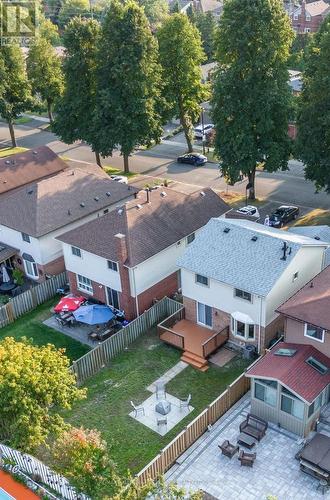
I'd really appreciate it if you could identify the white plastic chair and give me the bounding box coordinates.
[130,401,145,417]
[180,394,191,410]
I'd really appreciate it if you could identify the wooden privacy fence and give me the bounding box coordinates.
[0,272,67,328]
[71,297,183,385]
[136,372,250,486]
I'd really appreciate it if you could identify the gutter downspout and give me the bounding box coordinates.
[131,266,139,317]
[258,295,263,355]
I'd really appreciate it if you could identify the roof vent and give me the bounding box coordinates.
[118,208,123,215]
[314,236,320,240]
[200,191,206,197]
[223,227,230,233]
[27,189,33,195]
[310,281,314,288]
[80,202,85,208]
[94,196,99,202]
[106,192,111,197]
[281,241,289,261]
[136,204,143,210]
[5,160,10,165]
[251,236,258,242]
[68,209,71,216]
[160,191,167,198]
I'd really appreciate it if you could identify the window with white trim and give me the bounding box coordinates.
[305,27,311,33]
[187,233,195,244]
[254,378,277,407]
[77,274,93,294]
[234,288,252,302]
[306,13,311,21]
[196,274,209,286]
[21,232,30,243]
[24,259,38,278]
[107,260,118,272]
[281,387,304,420]
[304,323,324,343]
[293,12,298,20]
[71,246,81,257]
[231,316,255,340]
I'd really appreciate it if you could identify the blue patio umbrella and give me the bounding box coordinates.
[73,304,115,325]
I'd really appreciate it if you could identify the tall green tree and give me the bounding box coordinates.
[295,18,330,193]
[137,0,169,29]
[94,0,164,173]
[27,36,64,123]
[195,12,217,62]
[53,18,102,166]
[58,0,90,28]
[212,0,293,199]
[0,45,32,147]
[0,338,85,452]
[158,13,207,152]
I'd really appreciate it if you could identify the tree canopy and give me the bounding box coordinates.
[212,0,293,199]
[157,13,207,152]
[0,337,85,452]
[137,0,169,29]
[295,17,330,193]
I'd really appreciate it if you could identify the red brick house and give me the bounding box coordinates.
[290,0,330,34]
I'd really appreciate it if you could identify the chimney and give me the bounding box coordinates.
[115,233,128,263]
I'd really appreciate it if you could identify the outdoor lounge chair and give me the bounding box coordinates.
[219,440,239,459]
[238,450,256,467]
[130,401,145,417]
[180,394,191,410]
[239,413,268,441]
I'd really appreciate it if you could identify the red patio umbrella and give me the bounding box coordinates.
[54,295,85,313]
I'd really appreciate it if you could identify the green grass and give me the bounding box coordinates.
[219,190,265,208]
[293,208,330,227]
[0,300,89,362]
[60,328,249,475]
[14,116,32,124]
[103,166,138,179]
[0,147,28,158]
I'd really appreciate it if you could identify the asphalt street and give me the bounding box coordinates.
[0,121,329,211]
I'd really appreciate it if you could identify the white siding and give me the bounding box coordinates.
[62,244,122,291]
[0,225,42,262]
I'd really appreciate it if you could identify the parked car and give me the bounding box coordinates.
[194,123,214,139]
[236,205,260,220]
[110,175,128,184]
[269,205,299,227]
[177,153,208,166]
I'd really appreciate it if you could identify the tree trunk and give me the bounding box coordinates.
[123,153,130,174]
[178,98,193,152]
[248,169,256,200]
[95,151,102,168]
[8,119,16,148]
[47,99,53,124]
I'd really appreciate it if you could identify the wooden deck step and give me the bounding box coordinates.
[181,351,209,371]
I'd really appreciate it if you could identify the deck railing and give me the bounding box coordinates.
[202,325,229,358]
[157,306,185,350]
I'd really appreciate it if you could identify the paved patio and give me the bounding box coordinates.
[43,316,95,347]
[166,393,330,499]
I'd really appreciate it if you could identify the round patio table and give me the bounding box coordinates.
[0,282,16,292]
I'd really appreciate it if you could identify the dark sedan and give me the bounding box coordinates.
[177,153,208,166]
[269,205,300,227]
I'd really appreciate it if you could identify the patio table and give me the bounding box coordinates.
[237,432,256,449]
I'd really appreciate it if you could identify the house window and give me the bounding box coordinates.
[304,323,324,343]
[107,260,118,272]
[254,378,277,407]
[308,393,322,418]
[107,287,119,309]
[293,271,299,282]
[304,27,311,33]
[24,259,38,278]
[306,13,311,21]
[77,274,93,294]
[231,316,255,340]
[196,274,209,286]
[71,246,81,257]
[21,232,30,243]
[281,387,304,420]
[234,288,252,302]
[197,302,212,328]
[187,233,195,244]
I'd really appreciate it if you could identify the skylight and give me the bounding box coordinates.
[274,348,297,357]
[306,356,328,375]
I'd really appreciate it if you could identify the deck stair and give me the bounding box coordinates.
[181,351,209,371]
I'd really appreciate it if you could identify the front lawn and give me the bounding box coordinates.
[0,147,28,158]
[60,327,250,475]
[293,208,330,227]
[0,300,89,362]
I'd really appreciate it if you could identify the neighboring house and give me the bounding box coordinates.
[177,218,329,354]
[288,70,303,95]
[246,341,330,436]
[201,62,217,83]
[0,147,68,196]
[57,188,229,320]
[0,169,137,281]
[289,225,330,266]
[290,0,330,33]
[193,0,223,16]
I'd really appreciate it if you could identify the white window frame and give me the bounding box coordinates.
[24,259,38,278]
[304,323,325,343]
[195,274,209,286]
[107,260,118,272]
[234,288,252,302]
[106,287,120,309]
[197,302,212,329]
[281,388,304,421]
[254,379,277,407]
[306,13,311,21]
[293,12,299,20]
[77,274,93,294]
[71,246,82,258]
[304,27,311,33]
[231,316,255,341]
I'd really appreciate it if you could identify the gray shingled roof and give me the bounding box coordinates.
[177,218,328,296]
[289,225,330,266]
[0,169,137,237]
[57,187,229,267]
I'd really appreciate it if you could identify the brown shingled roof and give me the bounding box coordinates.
[57,187,229,267]
[0,146,68,195]
[0,169,138,237]
[246,342,330,403]
[277,265,330,331]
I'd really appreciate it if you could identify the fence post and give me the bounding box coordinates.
[5,302,15,323]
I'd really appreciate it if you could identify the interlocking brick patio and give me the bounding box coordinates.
[166,393,330,499]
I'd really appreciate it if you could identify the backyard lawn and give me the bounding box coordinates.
[60,327,250,475]
[0,300,89,361]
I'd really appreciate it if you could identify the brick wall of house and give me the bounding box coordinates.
[291,2,326,34]
[39,256,66,279]
[137,272,178,314]
[67,270,107,303]
[183,296,197,322]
